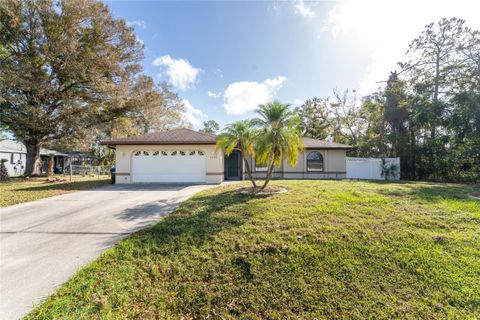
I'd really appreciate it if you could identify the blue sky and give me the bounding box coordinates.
[106,0,480,129]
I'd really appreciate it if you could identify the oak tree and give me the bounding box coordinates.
[0,0,143,175]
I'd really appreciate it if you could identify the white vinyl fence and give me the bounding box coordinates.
[346,157,400,180]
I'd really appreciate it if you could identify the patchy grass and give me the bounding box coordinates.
[0,175,110,207]
[27,180,480,319]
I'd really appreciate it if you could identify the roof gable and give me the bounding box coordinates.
[0,139,27,153]
[0,139,67,155]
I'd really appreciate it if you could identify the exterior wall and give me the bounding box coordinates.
[284,149,347,179]
[245,154,283,179]
[0,152,27,176]
[244,149,347,180]
[114,144,224,184]
[112,144,347,184]
[324,149,347,173]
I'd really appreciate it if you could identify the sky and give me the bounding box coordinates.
[106,0,480,130]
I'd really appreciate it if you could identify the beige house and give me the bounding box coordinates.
[102,128,351,184]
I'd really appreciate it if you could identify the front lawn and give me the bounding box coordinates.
[27,180,480,319]
[0,175,110,207]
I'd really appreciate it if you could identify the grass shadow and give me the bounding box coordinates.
[12,179,110,192]
[126,189,269,255]
[374,181,480,203]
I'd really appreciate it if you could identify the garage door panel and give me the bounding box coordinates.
[131,151,206,183]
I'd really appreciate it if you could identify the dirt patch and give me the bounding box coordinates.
[237,185,288,195]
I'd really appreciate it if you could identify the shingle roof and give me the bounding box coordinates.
[101,128,217,145]
[302,137,351,149]
[102,129,350,149]
[0,139,68,155]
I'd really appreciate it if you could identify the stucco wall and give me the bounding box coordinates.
[245,154,283,179]
[114,144,223,184]
[112,145,347,183]
[324,149,347,172]
[244,149,347,180]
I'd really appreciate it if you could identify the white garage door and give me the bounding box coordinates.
[131,150,206,183]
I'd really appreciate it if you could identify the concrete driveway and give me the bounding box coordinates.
[0,183,214,320]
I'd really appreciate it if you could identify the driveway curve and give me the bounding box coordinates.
[0,184,214,320]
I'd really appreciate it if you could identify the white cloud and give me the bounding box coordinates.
[126,20,146,29]
[181,99,207,129]
[223,76,287,115]
[294,0,315,18]
[294,99,304,107]
[152,55,201,91]
[323,0,480,95]
[207,91,221,99]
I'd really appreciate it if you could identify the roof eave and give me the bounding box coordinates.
[100,141,217,146]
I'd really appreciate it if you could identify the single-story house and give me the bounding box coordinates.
[102,128,351,184]
[0,139,68,176]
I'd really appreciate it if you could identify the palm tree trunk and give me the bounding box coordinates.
[260,160,275,190]
[242,156,257,188]
[48,155,55,176]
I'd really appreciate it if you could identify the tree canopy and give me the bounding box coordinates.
[295,17,479,182]
[200,120,220,134]
[0,0,185,175]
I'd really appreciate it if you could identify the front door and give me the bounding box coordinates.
[225,150,242,180]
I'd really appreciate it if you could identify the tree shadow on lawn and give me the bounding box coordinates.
[12,179,110,192]
[367,180,480,203]
[124,190,269,255]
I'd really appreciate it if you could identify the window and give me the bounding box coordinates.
[255,159,268,172]
[143,151,149,156]
[161,151,168,156]
[179,151,186,156]
[198,150,204,156]
[171,151,177,156]
[153,151,159,156]
[307,151,323,171]
[189,150,196,156]
[134,151,141,156]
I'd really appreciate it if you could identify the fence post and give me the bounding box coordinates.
[69,160,72,182]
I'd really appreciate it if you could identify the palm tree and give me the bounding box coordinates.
[216,120,258,188]
[253,101,304,190]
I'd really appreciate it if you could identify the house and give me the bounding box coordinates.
[102,128,351,184]
[0,139,68,176]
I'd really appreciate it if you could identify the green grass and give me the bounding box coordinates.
[0,175,110,207]
[26,180,480,319]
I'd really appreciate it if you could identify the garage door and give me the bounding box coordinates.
[131,150,206,183]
